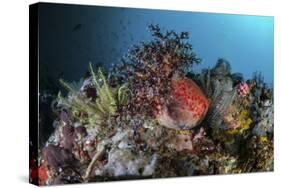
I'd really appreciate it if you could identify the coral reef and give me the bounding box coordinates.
[33,25,273,185]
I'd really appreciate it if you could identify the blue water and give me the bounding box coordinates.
[39,3,274,85]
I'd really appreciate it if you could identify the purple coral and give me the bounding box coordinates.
[42,145,77,169]
[62,124,75,151]
[60,111,73,126]
[62,124,88,151]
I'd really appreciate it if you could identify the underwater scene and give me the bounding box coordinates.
[30,3,274,186]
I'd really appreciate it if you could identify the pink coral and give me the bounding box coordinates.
[237,82,249,97]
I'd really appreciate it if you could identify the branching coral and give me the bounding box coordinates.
[113,24,201,118]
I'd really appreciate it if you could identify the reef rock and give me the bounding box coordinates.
[252,100,274,136]
[211,58,231,77]
[157,78,209,130]
[98,148,157,177]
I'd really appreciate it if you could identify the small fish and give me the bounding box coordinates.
[72,24,82,32]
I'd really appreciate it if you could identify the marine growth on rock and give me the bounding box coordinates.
[33,25,274,185]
